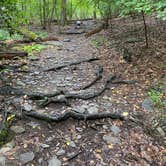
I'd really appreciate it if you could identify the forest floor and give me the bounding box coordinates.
[0,18,165,165]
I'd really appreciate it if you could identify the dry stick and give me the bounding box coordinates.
[67,151,83,161]
[111,80,137,84]
[43,57,100,72]
[0,51,28,59]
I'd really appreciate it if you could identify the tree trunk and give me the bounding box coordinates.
[42,0,47,29]
[61,0,67,26]
[142,11,148,48]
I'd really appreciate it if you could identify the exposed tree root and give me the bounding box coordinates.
[15,109,125,122]
[0,51,28,59]
[38,75,116,107]
[82,65,103,90]
[43,57,100,72]
[0,63,27,71]
[63,30,85,35]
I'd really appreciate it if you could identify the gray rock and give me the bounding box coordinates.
[29,56,39,61]
[0,156,6,166]
[38,158,43,164]
[76,135,82,140]
[10,125,25,134]
[73,106,87,114]
[27,121,39,128]
[48,156,61,166]
[110,125,121,135]
[69,141,76,148]
[40,143,50,148]
[142,98,154,112]
[103,134,121,144]
[45,41,63,46]
[19,152,35,164]
[13,98,23,104]
[87,104,99,114]
[63,38,71,42]
[23,103,32,112]
[56,149,66,156]
[17,80,25,86]
[0,140,15,154]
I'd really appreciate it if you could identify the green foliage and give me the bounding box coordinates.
[148,84,166,107]
[35,31,48,38]
[0,29,23,40]
[20,44,46,56]
[0,0,25,30]
[0,29,10,40]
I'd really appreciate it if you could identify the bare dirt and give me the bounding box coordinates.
[0,18,165,166]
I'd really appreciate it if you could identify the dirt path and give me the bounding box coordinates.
[0,29,165,165]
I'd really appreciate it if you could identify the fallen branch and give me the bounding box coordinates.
[63,30,85,35]
[0,63,27,71]
[43,57,100,72]
[0,51,28,59]
[11,36,59,44]
[85,23,104,38]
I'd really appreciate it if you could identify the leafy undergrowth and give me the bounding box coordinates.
[19,44,46,56]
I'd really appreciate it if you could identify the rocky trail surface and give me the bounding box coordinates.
[0,24,165,165]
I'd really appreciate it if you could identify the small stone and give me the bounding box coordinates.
[56,149,66,156]
[0,156,6,166]
[67,152,75,158]
[63,39,71,42]
[0,147,11,154]
[76,127,83,132]
[69,141,76,148]
[73,106,86,114]
[27,121,39,128]
[17,81,25,86]
[103,134,121,144]
[110,125,121,135]
[76,135,82,140]
[29,56,39,61]
[48,156,61,166]
[103,125,108,130]
[5,140,15,148]
[19,151,35,164]
[23,103,32,112]
[10,125,25,134]
[40,143,50,148]
[142,98,154,112]
[87,104,99,114]
[38,158,43,164]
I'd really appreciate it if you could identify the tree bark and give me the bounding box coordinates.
[142,11,148,48]
[61,0,67,26]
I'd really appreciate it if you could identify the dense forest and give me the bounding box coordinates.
[0,0,166,165]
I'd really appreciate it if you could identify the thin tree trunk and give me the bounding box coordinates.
[61,0,67,26]
[142,11,148,48]
[48,0,57,31]
[42,0,47,29]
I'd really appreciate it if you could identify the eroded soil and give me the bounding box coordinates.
[0,19,165,166]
